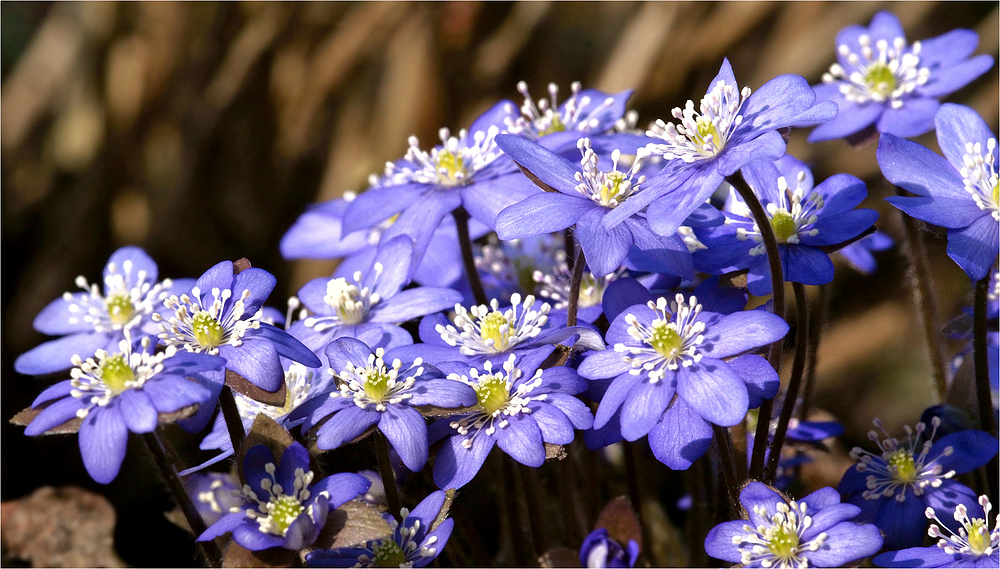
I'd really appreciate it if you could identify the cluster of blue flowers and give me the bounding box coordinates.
[13,10,998,568]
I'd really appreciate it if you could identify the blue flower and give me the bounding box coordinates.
[879,103,999,281]
[280,192,490,288]
[693,154,878,296]
[299,338,476,472]
[185,361,335,475]
[198,442,370,551]
[185,472,243,526]
[577,294,787,469]
[24,335,225,483]
[704,482,883,568]
[306,490,453,567]
[601,58,837,235]
[495,135,693,278]
[15,247,190,375]
[153,260,320,392]
[810,11,994,142]
[289,237,462,356]
[340,103,539,266]
[504,81,636,152]
[430,348,594,489]
[579,528,639,568]
[390,293,605,368]
[875,495,999,568]
[839,417,999,550]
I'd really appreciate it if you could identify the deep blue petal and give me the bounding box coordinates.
[79,405,129,484]
[647,399,712,470]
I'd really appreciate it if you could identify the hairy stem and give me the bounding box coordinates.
[517,463,548,554]
[973,275,998,501]
[218,385,246,454]
[898,208,949,400]
[374,431,403,521]
[566,248,586,327]
[712,425,741,518]
[798,282,830,421]
[726,173,786,480]
[765,282,810,481]
[141,431,221,568]
[453,207,487,306]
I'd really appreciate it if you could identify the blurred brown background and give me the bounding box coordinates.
[1,2,997,566]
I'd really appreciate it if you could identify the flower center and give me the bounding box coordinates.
[538,114,566,136]
[967,519,991,554]
[617,295,706,382]
[372,539,407,568]
[770,210,799,243]
[100,353,135,393]
[575,140,645,208]
[888,449,918,482]
[695,117,721,148]
[480,312,511,349]
[325,277,368,325]
[106,293,135,326]
[437,294,550,356]
[436,149,466,186]
[643,79,751,163]
[960,138,999,220]
[384,127,501,188]
[823,35,929,108]
[649,321,684,359]
[767,524,801,561]
[269,495,304,534]
[864,63,897,97]
[475,374,511,415]
[362,368,392,401]
[735,172,822,255]
[192,311,224,349]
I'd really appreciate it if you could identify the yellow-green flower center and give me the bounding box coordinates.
[372,539,407,567]
[480,312,510,349]
[601,171,628,204]
[363,368,392,401]
[100,353,135,393]
[106,293,135,326]
[538,114,566,136]
[475,375,510,415]
[649,321,684,359]
[888,449,917,482]
[768,525,800,560]
[695,117,721,148]
[770,210,798,243]
[992,183,998,206]
[967,519,991,554]
[270,495,304,535]
[437,149,466,185]
[192,312,224,349]
[865,63,897,97]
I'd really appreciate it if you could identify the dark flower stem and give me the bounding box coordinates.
[897,207,949,400]
[973,275,998,500]
[566,248,586,327]
[453,207,487,306]
[765,282,810,482]
[140,431,222,568]
[712,424,741,518]
[725,173,786,480]
[797,283,829,421]
[218,385,246,453]
[374,431,403,522]
[517,463,548,553]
